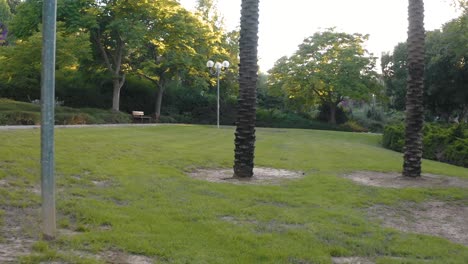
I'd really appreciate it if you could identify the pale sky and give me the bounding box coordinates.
[179,0,462,72]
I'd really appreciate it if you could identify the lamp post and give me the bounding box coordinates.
[41,0,57,240]
[207,60,229,129]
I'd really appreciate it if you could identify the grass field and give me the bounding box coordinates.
[0,125,467,263]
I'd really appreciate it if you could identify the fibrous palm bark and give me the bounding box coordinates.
[403,0,425,177]
[233,0,260,178]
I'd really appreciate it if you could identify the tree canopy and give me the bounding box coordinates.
[268,29,381,124]
[382,12,468,120]
[2,0,238,114]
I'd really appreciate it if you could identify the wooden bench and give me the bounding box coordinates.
[132,111,152,123]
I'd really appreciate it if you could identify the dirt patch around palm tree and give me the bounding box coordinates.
[342,171,468,246]
[342,171,468,188]
[187,167,304,185]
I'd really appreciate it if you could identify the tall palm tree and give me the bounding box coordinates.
[233,0,260,178]
[403,0,425,177]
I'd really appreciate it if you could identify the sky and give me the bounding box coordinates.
[178,0,462,72]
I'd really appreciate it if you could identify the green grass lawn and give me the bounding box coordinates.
[1,125,467,263]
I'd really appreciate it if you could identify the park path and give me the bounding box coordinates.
[0,123,167,130]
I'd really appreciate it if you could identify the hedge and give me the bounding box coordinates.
[382,123,468,167]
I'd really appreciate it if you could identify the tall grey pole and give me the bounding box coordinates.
[41,0,57,240]
[217,69,220,129]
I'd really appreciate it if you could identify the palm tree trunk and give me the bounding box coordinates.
[403,0,425,177]
[233,0,260,178]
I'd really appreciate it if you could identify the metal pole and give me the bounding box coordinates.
[217,69,220,129]
[41,0,57,240]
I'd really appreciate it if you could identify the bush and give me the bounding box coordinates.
[55,113,93,125]
[256,108,349,131]
[382,124,405,152]
[317,104,348,124]
[444,138,468,167]
[340,120,368,133]
[351,106,388,133]
[0,98,132,125]
[0,111,40,125]
[159,115,177,123]
[382,123,468,167]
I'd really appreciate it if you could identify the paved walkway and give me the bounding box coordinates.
[0,123,166,130]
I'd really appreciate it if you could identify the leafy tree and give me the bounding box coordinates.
[381,43,408,111]
[269,29,381,124]
[425,13,468,121]
[403,0,426,178]
[267,56,309,113]
[233,0,260,178]
[451,0,467,13]
[134,0,232,120]
[195,0,240,99]
[0,24,90,100]
[9,0,95,39]
[89,0,153,111]
[0,0,12,23]
[6,0,20,14]
[7,0,42,39]
[195,0,223,30]
[257,72,284,110]
[382,12,468,121]
[217,29,240,98]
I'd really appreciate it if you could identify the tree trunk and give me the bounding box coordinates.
[112,78,122,112]
[93,33,126,112]
[462,105,468,123]
[329,103,337,124]
[403,0,425,178]
[233,0,260,178]
[154,85,165,121]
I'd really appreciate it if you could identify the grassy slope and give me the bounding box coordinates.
[0,125,467,263]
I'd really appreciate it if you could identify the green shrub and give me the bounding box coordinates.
[317,104,348,124]
[351,112,386,133]
[351,108,404,133]
[382,123,468,167]
[0,111,40,125]
[55,113,94,125]
[256,108,349,131]
[340,120,368,133]
[443,138,468,167]
[382,124,405,152]
[422,124,448,160]
[92,111,132,124]
[159,115,177,123]
[0,98,132,125]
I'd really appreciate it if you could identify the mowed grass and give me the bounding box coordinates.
[0,125,467,263]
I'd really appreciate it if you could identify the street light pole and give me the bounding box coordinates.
[216,69,220,128]
[41,0,57,240]
[207,60,229,129]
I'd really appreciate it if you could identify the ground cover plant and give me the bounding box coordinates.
[0,98,131,125]
[0,125,467,263]
[383,123,468,167]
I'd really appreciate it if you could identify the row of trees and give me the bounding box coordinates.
[0,0,239,117]
[382,11,467,121]
[0,0,260,178]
